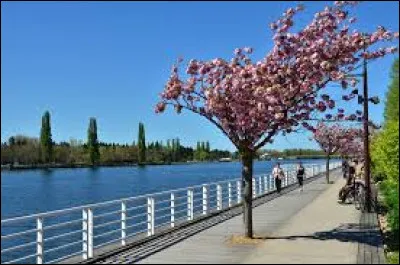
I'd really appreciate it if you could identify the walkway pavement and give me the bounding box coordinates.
[90,169,383,264]
[241,172,359,264]
[133,169,362,264]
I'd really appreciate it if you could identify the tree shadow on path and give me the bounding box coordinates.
[254,223,381,248]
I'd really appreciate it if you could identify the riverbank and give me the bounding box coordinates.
[1,156,338,171]
[0,160,237,171]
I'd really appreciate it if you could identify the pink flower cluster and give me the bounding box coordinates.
[156,2,398,151]
[313,122,363,156]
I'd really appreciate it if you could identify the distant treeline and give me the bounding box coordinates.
[1,111,333,169]
[0,136,232,167]
[0,112,232,168]
[258,149,341,159]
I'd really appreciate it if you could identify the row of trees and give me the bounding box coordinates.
[260,148,329,158]
[1,115,234,166]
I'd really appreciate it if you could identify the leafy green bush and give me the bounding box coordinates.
[371,121,399,183]
[380,181,399,234]
[387,251,399,264]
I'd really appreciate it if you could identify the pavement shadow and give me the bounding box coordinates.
[254,223,381,247]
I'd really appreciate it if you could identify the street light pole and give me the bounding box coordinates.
[362,58,372,213]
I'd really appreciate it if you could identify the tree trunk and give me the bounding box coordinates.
[326,154,330,183]
[241,149,253,238]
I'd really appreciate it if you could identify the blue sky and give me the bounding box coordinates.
[1,1,398,151]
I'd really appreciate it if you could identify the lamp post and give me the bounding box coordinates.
[362,58,372,213]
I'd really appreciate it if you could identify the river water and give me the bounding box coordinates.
[1,159,335,219]
[1,159,335,264]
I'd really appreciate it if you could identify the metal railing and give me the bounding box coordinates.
[1,162,341,264]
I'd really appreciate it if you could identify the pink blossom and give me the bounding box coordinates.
[156,1,397,151]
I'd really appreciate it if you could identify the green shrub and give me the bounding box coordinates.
[371,121,399,183]
[387,251,399,264]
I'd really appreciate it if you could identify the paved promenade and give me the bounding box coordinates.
[242,172,359,264]
[90,169,383,264]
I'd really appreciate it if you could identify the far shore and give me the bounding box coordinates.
[1,156,340,172]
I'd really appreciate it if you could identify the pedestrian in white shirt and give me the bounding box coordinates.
[272,162,284,193]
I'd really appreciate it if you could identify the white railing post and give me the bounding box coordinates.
[237,180,241,203]
[187,189,193,220]
[286,171,289,186]
[217,184,222,210]
[228,182,232,207]
[170,193,175,227]
[252,178,256,198]
[270,175,274,190]
[82,208,93,259]
[88,208,93,258]
[121,201,127,246]
[258,176,262,195]
[147,197,154,236]
[82,209,88,260]
[264,175,268,193]
[36,217,43,264]
[202,185,208,215]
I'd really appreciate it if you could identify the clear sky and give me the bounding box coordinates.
[1,1,398,151]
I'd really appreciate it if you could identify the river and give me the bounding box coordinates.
[1,159,334,219]
[2,159,338,264]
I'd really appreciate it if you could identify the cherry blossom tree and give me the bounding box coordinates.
[155,1,398,238]
[313,122,362,183]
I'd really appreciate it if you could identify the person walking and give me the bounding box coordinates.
[342,159,348,179]
[296,162,305,192]
[272,162,284,193]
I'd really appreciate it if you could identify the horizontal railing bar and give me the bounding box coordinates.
[1,228,37,240]
[124,229,147,240]
[154,198,172,205]
[93,236,123,250]
[154,221,171,230]
[2,253,37,264]
[125,221,147,230]
[125,212,145,221]
[45,240,83,254]
[172,215,190,224]
[192,198,204,203]
[173,209,187,215]
[93,210,122,219]
[93,229,121,239]
[126,205,145,212]
[172,202,188,208]
[154,206,171,213]
[154,213,171,221]
[44,219,83,231]
[44,229,82,242]
[94,219,121,229]
[46,250,85,264]
[171,195,188,200]
[1,241,37,253]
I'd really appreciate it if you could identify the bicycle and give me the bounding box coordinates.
[354,182,366,212]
